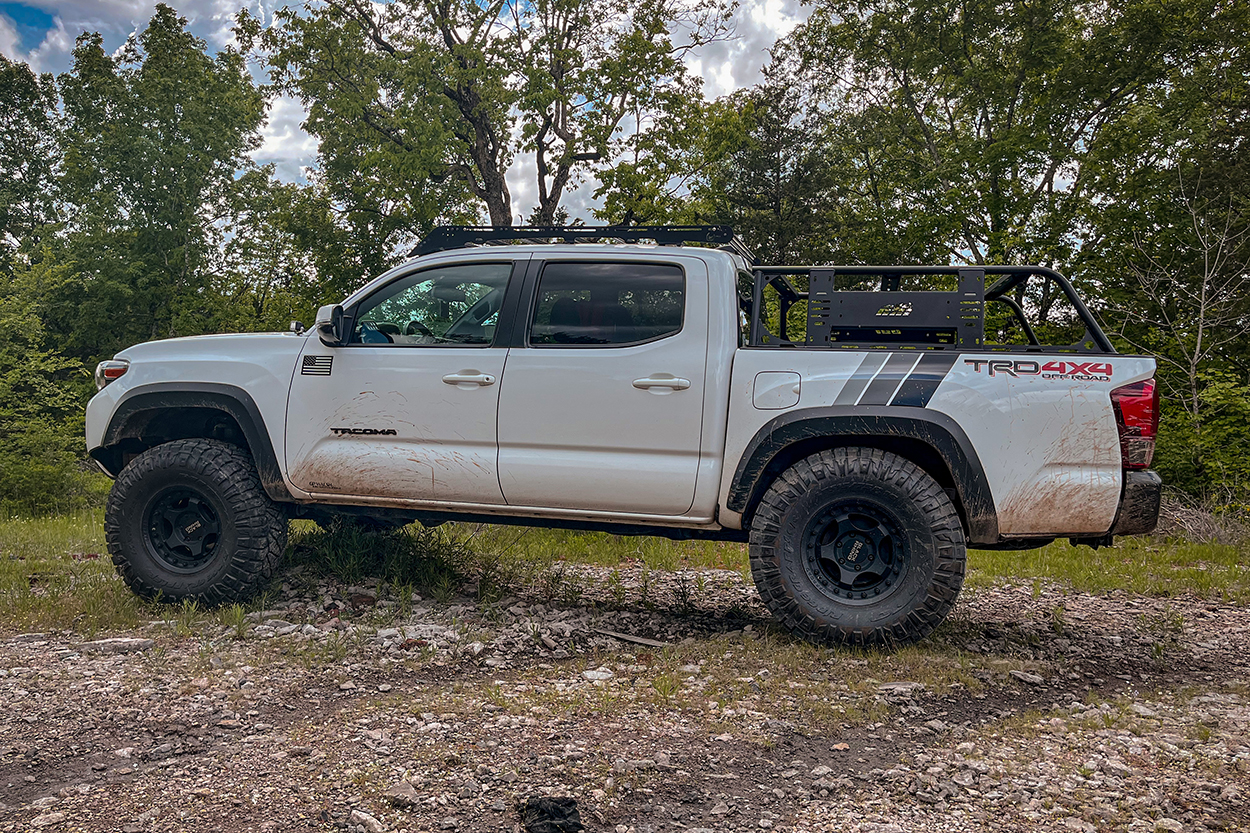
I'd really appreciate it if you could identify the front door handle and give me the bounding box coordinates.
[633,374,691,391]
[442,371,496,387]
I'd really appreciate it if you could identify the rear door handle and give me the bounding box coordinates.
[633,375,691,391]
[442,371,496,387]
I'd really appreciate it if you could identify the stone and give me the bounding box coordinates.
[78,638,154,654]
[710,802,730,815]
[349,809,385,832]
[1153,820,1183,833]
[1009,669,1044,685]
[582,669,613,681]
[438,819,459,830]
[878,681,925,695]
[385,781,418,807]
[30,814,66,828]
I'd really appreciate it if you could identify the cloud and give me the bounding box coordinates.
[9,0,254,72]
[0,13,22,60]
[252,94,318,183]
[4,0,812,215]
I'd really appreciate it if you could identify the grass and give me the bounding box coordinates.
[1,511,1247,638]
[967,536,1250,602]
[0,509,148,637]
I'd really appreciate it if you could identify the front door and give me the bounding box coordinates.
[285,259,522,505]
[496,257,708,515]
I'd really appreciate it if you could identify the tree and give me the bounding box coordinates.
[217,166,360,331]
[784,0,1230,267]
[1076,17,1250,497]
[50,3,265,362]
[0,55,60,276]
[244,0,732,234]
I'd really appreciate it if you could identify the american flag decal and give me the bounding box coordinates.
[301,355,333,376]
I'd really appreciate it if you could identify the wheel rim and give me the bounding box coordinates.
[802,498,909,603]
[143,487,223,573]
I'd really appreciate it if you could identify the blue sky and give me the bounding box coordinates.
[0,0,805,218]
[0,2,53,51]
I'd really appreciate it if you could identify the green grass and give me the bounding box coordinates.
[967,536,1250,602]
[1,512,1246,638]
[460,524,749,572]
[0,509,147,637]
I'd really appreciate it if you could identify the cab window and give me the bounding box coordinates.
[529,262,684,347]
[351,262,512,346]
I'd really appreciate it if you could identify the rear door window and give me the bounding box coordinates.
[529,261,685,347]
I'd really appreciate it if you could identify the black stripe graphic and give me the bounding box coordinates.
[891,352,958,407]
[833,353,888,405]
[859,352,921,405]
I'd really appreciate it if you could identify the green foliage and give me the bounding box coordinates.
[50,4,266,363]
[248,0,732,230]
[0,55,60,276]
[0,263,97,514]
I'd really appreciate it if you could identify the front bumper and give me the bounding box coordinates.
[1110,470,1163,536]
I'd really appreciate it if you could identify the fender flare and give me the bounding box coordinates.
[91,382,293,503]
[727,405,999,544]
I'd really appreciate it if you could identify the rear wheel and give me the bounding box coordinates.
[748,447,966,646]
[105,439,287,605]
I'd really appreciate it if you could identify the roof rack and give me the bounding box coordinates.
[411,224,736,257]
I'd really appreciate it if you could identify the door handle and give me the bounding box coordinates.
[633,375,691,391]
[442,371,496,387]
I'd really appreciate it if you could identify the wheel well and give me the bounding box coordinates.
[96,407,252,474]
[741,435,970,537]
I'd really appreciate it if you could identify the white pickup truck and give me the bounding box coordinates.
[86,225,1162,645]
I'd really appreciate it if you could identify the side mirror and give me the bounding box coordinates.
[315,304,346,346]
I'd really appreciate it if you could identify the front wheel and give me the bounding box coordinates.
[748,447,966,647]
[105,439,288,605]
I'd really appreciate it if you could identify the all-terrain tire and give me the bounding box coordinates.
[748,447,965,647]
[105,439,288,605]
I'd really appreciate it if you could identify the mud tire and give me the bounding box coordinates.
[748,447,966,647]
[105,439,287,605]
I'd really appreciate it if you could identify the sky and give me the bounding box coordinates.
[0,0,807,220]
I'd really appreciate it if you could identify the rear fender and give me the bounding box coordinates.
[726,406,998,544]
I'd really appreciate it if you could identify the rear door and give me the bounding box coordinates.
[495,256,709,515]
[285,258,524,505]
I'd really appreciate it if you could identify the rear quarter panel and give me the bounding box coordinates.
[721,350,1155,537]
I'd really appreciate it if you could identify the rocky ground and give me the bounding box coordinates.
[0,564,1247,833]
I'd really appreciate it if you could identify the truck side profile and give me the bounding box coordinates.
[86,225,1162,646]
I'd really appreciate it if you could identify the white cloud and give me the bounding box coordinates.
[0,14,23,61]
[252,94,318,183]
[5,0,813,217]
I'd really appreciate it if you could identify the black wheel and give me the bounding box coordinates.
[105,439,288,605]
[748,447,966,647]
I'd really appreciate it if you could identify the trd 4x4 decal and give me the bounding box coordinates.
[964,359,1113,381]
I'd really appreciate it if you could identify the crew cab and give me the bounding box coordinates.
[86,225,1162,645]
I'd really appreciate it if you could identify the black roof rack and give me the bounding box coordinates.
[411,224,736,257]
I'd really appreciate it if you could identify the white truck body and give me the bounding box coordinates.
[87,244,1155,540]
[86,230,1162,645]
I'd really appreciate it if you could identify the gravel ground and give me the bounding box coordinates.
[1,564,1247,833]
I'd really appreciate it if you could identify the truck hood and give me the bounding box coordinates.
[116,331,308,361]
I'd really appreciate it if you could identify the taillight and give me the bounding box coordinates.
[94,359,130,390]
[1110,379,1160,470]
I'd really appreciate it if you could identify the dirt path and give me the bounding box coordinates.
[1,567,1247,833]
